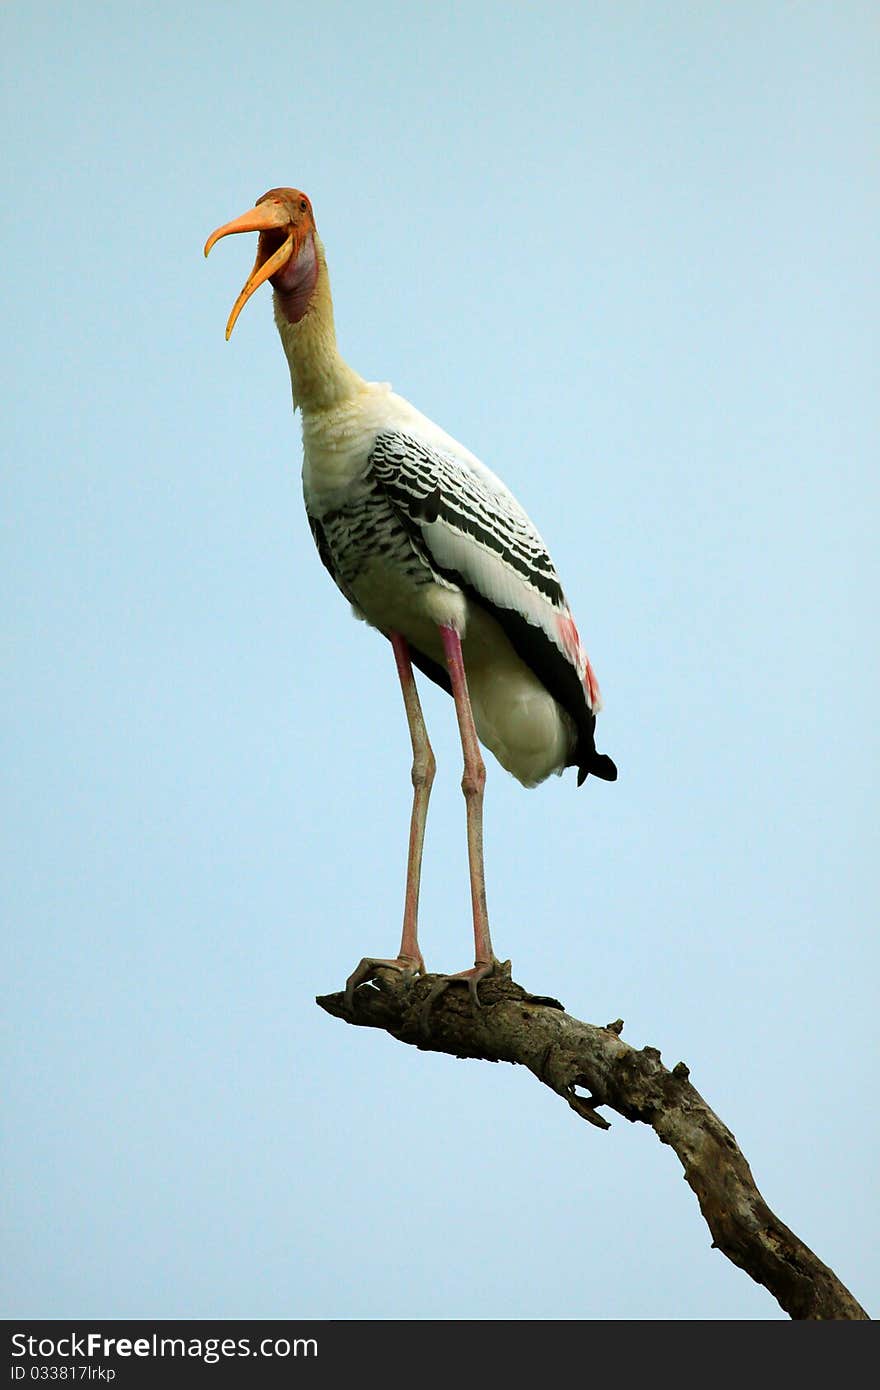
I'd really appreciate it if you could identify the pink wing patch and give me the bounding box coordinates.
[556,610,603,712]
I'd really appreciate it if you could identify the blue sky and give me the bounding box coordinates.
[3,2,877,1320]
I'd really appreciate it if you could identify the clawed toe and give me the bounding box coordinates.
[344,954,425,1010]
[419,958,505,1029]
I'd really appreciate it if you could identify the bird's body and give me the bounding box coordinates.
[304,391,605,788]
[206,188,616,997]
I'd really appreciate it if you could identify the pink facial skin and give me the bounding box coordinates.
[272,231,319,325]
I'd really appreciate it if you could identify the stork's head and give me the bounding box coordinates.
[204,188,319,339]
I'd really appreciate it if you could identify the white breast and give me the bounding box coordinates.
[301,382,508,515]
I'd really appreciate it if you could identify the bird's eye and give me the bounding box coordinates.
[300,200,307,211]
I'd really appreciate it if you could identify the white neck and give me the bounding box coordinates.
[273,233,364,415]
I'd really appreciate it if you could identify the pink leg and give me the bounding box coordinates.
[439,624,497,986]
[391,632,435,965]
[345,632,434,1007]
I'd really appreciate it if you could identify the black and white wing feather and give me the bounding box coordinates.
[369,431,616,784]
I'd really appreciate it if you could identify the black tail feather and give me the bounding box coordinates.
[577,752,618,787]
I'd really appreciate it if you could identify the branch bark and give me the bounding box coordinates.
[317,968,869,1321]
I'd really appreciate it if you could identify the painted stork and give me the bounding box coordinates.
[205,188,616,1005]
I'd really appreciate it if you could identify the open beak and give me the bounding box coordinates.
[204,201,297,340]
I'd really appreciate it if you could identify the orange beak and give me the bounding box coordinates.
[204,201,297,340]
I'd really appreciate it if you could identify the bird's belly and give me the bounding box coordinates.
[316,485,467,649]
[349,559,466,656]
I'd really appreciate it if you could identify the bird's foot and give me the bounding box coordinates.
[421,956,510,1023]
[344,953,425,1011]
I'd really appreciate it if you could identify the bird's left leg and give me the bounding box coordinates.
[345,632,434,1008]
[432,622,500,1004]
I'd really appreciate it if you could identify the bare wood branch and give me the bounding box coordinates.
[317,968,869,1321]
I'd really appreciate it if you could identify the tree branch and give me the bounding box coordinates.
[317,968,869,1320]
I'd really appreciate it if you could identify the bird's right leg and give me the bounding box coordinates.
[390,630,435,969]
[345,631,435,1008]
